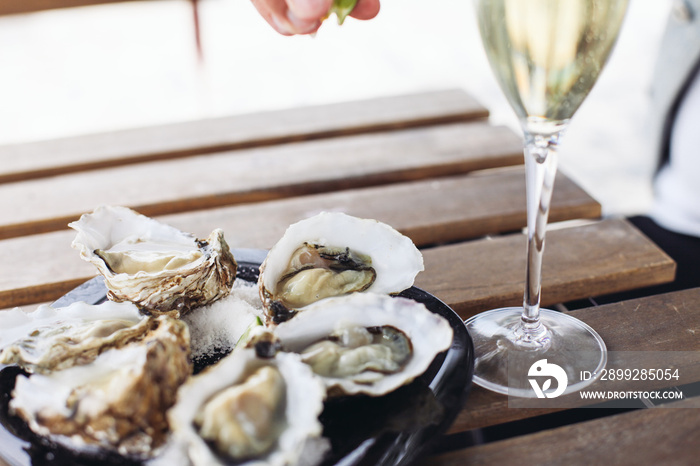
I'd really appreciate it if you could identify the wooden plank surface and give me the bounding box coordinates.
[0,167,600,309]
[0,122,522,240]
[0,90,489,183]
[416,218,676,318]
[447,287,700,434]
[429,397,700,466]
[156,167,601,245]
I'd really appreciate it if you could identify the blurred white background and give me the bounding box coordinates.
[0,0,672,216]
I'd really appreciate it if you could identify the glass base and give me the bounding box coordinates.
[464,308,607,398]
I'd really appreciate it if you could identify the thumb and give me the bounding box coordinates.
[287,0,332,20]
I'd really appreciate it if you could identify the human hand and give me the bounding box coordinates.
[250,0,380,36]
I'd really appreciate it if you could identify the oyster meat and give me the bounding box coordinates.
[167,348,326,466]
[300,325,412,383]
[9,316,192,457]
[274,292,453,396]
[70,206,237,318]
[258,212,423,324]
[0,300,152,374]
[195,365,285,459]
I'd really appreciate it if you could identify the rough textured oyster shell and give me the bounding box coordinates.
[9,316,192,457]
[258,212,423,324]
[274,292,453,396]
[0,300,152,374]
[167,348,326,466]
[70,206,237,318]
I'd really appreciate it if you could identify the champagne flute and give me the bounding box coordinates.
[465,0,629,397]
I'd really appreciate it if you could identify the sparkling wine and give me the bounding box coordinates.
[476,0,628,132]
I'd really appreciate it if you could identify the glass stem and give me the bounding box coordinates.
[520,130,561,339]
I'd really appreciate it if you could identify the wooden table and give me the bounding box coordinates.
[1,89,697,465]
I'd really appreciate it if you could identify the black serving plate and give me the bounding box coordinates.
[0,249,474,466]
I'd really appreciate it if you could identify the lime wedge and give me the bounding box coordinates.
[235,316,263,349]
[330,0,358,25]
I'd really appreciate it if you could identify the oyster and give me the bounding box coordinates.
[258,212,423,324]
[70,206,237,318]
[274,292,453,396]
[0,300,153,374]
[167,348,326,466]
[9,316,192,457]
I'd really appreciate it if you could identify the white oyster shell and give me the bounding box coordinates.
[0,300,151,374]
[273,292,453,396]
[258,212,423,323]
[70,206,237,318]
[9,316,192,457]
[167,348,326,466]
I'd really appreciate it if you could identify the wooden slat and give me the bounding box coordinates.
[430,397,700,466]
[447,287,700,434]
[0,90,489,183]
[415,218,676,318]
[157,167,600,245]
[0,167,601,309]
[0,0,131,16]
[0,122,522,240]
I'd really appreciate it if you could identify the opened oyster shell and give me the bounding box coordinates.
[167,348,326,466]
[258,212,423,324]
[0,300,152,374]
[274,292,453,397]
[70,206,237,318]
[9,316,192,457]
